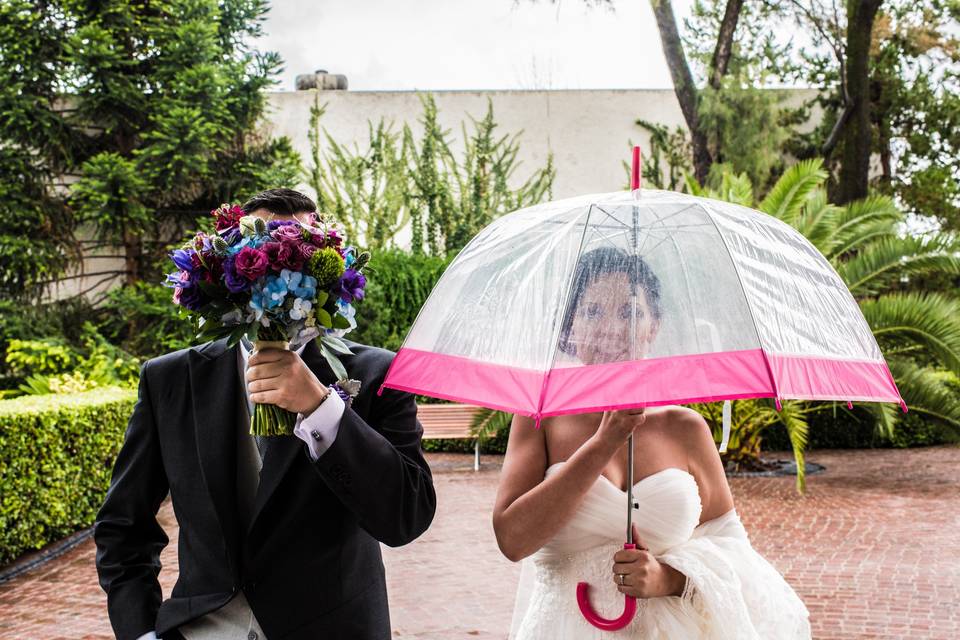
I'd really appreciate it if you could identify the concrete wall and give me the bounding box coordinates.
[51,87,816,303]
[266,88,691,200]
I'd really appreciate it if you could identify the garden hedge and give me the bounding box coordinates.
[0,387,136,565]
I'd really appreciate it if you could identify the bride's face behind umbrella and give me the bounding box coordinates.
[558,250,663,367]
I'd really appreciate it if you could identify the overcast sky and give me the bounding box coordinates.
[256,0,698,92]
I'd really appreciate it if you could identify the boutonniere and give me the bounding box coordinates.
[329,378,361,408]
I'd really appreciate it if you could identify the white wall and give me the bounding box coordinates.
[266,88,692,200]
[52,87,816,303]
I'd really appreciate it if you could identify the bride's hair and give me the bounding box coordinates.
[556,247,663,356]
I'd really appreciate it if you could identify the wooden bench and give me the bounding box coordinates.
[415,403,491,471]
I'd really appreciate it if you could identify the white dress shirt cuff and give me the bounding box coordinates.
[134,632,158,640]
[293,388,346,461]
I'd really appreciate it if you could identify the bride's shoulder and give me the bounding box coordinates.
[647,406,719,465]
[648,405,712,441]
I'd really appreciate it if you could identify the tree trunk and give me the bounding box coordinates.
[709,0,745,90]
[123,227,140,286]
[650,0,712,185]
[836,0,883,204]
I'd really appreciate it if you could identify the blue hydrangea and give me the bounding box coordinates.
[279,269,317,300]
[226,234,269,256]
[248,274,288,323]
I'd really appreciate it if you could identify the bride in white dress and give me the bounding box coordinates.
[492,248,811,639]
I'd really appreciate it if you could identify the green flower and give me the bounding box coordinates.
[239,215,266,237]
[308,247,346,287]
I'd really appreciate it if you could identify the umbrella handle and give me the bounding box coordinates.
[576,543,639,631]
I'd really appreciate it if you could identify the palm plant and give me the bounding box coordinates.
[685,159,960,490]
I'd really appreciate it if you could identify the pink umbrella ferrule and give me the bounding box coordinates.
[631,146,642,192]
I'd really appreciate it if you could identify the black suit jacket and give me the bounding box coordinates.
[93,336,437,640]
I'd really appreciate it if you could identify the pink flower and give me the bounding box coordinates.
[263,238,305,271]
[234,246,269,281]
[212,204,244,232]
[306,229,327,248]
[273,224,305,242]
[298,242,318,262]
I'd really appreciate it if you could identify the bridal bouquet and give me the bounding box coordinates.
[163,203,370,436]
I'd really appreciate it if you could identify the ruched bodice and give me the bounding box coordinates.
[510,462,811,639]
[533,463,703,560]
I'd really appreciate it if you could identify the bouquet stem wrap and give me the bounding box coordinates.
[250,339,298,437]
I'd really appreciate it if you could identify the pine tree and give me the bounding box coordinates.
[0,0,301,302]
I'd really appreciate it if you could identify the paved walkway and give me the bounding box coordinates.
[0,446,958,639]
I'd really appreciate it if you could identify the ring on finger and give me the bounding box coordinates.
[617,573,627,586]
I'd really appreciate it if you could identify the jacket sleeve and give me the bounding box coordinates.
[306,360,437,547]
[93,360,171,640]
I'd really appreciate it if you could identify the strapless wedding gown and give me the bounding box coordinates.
[509,462,811,639]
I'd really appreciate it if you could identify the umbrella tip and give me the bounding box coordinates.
[631,146,642,192]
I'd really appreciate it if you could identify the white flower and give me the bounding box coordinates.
[289,297,312,320]
[289,325,321,349]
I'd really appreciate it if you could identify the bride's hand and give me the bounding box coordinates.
[612,525,687,598]
[592,407,646,453]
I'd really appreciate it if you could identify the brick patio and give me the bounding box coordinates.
[0,445,958,639]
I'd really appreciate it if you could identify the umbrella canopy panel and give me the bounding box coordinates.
[381,190,904,419]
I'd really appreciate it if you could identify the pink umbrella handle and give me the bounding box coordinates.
[576,542,639,631]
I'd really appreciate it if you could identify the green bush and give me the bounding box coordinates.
[421,403,956,457]
[350,247,454,356]
[92,281,199,358]
[421,423,512,455]
[0,298,96,390]
[0,387,137,565]
[2,322,140,399]
[758,403,955,451]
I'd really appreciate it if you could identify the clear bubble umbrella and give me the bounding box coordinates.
[377,147,906,630]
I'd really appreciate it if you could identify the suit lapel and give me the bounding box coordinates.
[187,337,242,574]
[246,337,347,537]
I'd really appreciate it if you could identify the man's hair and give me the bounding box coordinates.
[240,188,317,216]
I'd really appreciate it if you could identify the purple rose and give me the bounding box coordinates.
[223,254,252,293]
[267,219,298,232]
[335,268,366,303]
[298,242,318,263]
[272,223,305,242]
[234,246,269,281]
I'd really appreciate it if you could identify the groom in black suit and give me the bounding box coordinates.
[94,189,437,640]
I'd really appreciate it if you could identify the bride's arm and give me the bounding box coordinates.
[685,408,736,526]
[492,413,622,562]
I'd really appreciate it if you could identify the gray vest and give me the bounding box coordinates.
[176,380,268,640]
